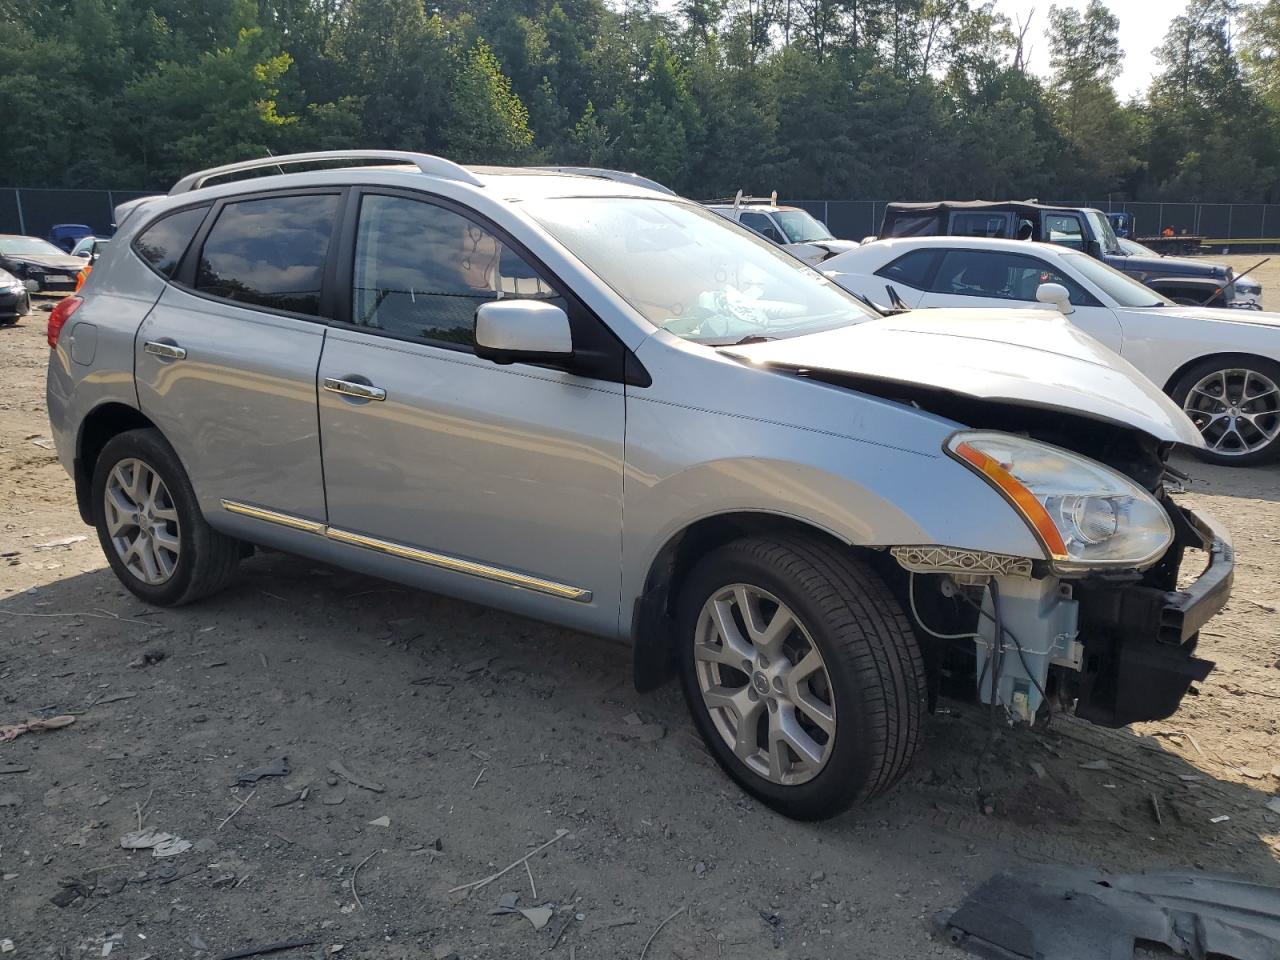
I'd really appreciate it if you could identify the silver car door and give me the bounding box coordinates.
[316,190,626,635]
[134,190,342,525]
[917,247,1124,353]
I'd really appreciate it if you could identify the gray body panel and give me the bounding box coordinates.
[134,285,327,522]
[316,329,625,635]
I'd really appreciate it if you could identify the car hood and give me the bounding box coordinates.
[725,308,1204,447]
[1138,305,1280,328]
[1,253,85,271]
[1114,251,1228,279]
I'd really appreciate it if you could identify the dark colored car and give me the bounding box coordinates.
[0,268,30,324]
[49,223,93,252]
[879,200,1259,308]
[0,235,86,293]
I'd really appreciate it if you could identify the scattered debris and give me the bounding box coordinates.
[50,876,94,907]
[1079,759,1110,771]
[189,933,209,952]
[29,437,55,449]
[128,648,167,669]
[34,535,87,550]
[351,850,379,911]
[0,714,75,743]
[0,794,19,808]
[694,861,706,878]
[0,765,28,775]
[448,828,569,894]
[1178,774,1203,782]
[1149,794,1163,827]
[120,828,192,858]
[368,816,390,828]
[233,758,290,786]
[91,692,136,707]
[1265,798,1280,816]
[518,906,554,931]
[1209,815,1231,824]
[489,892,521,915]
[213,940,318,960]
[1028,761,1047,780]
[328,759,385,793]
[640,906,687,960]
[218,790,257,830]
[0,939,12,953]
[272,787,309,807]
[809,870,825,883]
[472,768,486,789]
[1240,767,1265,780]
[936,866,1280,960]
[614,720,666,743]
[461,656,495,674]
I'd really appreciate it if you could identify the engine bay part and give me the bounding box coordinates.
[936,866,1280,960]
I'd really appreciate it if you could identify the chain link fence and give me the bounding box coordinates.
[6,187,1280,247]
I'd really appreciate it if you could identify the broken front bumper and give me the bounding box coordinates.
[1071,505,1233,728]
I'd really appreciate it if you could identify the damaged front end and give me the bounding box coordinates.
[886,413,1232,730]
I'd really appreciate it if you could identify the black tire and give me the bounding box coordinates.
[676,536,926,820]
[91,428,241,605]
[1169,355,1280,466]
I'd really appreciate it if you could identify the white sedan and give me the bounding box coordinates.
[822,236,1280,465]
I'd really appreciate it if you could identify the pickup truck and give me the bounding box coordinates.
[877,200,1261,309]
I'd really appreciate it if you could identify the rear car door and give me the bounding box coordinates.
[917,248,1125,353]
[315,189,626,634]
[134,190,342,525]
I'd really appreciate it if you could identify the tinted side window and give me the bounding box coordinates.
[739,211,783,242]
[933,249,1100,306]
[950,213,1011,238]
[351,194,563,348]
[875,250,940,289]
[195,194,339,316]
[134,206,208,278]
[1043,214,1084,250]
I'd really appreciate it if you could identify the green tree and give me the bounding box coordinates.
[444,40,535,163]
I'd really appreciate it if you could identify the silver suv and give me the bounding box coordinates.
[47,151,1233,819]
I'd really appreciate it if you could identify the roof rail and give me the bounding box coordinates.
[169,150,485,195]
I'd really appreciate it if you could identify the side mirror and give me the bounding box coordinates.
[75,250,91,259]
[474,300,573,365]
[1083,239,1103,258]
[1036,283,1074,316]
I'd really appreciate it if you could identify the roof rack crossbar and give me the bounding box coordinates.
[170,150,484,195]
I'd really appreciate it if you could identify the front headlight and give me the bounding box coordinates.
[946,431,1173,573]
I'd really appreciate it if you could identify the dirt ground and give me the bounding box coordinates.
[1,290,1278,960]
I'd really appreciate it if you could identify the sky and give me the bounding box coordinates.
[992,0,1183,101]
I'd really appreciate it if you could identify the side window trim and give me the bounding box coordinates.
[171,186,348,324]
[130,203,212,281]
[330,186,647,386]
[874,249,941,290]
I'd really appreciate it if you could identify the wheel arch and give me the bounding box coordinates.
[74,402,159,524]
[1162,351,1279,395]
[630,511,865,693]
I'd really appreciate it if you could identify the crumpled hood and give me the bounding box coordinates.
[2,253,85,272]
[726,308,1204,447]
[788,239,862,265]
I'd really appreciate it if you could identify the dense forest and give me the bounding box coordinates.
[4,0,1280,201]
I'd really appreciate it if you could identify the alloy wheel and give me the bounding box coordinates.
[1182,367,1280,457]
[693,584,836,785]
[104,458,181,584]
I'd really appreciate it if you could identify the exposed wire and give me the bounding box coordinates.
[907,573,983,641]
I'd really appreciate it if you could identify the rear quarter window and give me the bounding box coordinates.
[874,249,941,289]
[133,206,209,278]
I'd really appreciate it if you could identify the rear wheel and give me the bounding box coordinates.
[92,429,241,605]
[676,536,926,820]
[1171,357,1280,465]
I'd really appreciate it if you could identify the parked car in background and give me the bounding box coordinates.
[49,223,94,253]
[877,200,1259,309]
[48,151,1232,819]
[823,235,1280,464]
[1114,235,1264,305]
[71,236,111,260]
[707,192,859,266]
[0,235,85,293]
[0,267,30,324]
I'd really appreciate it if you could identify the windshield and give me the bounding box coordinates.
[1063,252,1170,307]
[775,209,834,243]
[1084,210,1121,255]
[0,237,64,256]
[523,198,875,343]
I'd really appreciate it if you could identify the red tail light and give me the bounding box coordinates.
[47,296,83,348]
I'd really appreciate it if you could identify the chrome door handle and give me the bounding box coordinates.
[322,377,386,402]
[144,340,186,361]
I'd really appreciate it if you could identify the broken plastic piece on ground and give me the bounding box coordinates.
[212,939,318,960]
[233,757,290,786]
[519,906,554,930]
[120,828,192,858]
[327,759,385,793]
[936,865,1280,960]
[0,714,75,743]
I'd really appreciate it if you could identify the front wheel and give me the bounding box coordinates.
[1170,357,1280,466]
[676,536,926,820]
[92,428,241,605]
